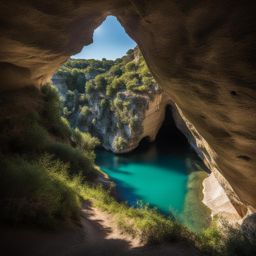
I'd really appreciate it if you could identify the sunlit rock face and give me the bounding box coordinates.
[0,1,255,216]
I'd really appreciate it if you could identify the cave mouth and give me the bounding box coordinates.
[51,14,211,232]
[137,105,192,155]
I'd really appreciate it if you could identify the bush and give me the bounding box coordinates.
[12,121,51,154]
[41,84,71,140]
[112,136,128,151]
[126,78,139,90]
[125,61,136,72]
[0,155,81,227]
[79,106,91,119]
[85,80,94,94]
[71,128,100,152]
[47,142,97,180]
[223,226,256,256]
[109,65,123,77]
[94,74,107,91]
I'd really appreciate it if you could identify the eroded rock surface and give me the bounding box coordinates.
[0,1,255,215]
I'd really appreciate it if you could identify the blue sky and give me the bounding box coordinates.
[72,16,136,60]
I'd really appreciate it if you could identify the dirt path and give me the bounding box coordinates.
[0,203,200,256]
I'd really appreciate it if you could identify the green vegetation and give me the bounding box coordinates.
[81,186,256,255]
[53,48,160,151]
[54,58,114,93]
[0,84,99,226]
[81,185,186,244]
[0,155,81,227]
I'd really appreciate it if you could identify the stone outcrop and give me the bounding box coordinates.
[116,92,170,153]
[0,1,255,216]
[202,172,241,222]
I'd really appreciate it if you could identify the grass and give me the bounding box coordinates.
[0,84,99,226]
[0,155,81,227]
[47,141,97,179]
[0,153,190,244]
[80,185,190,244]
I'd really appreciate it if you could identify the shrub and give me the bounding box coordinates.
[94,74,107,91]
[197,220,256,255]
[126,78,139,90]
[85,80,94,94]
[0,155,81,227]
[112,136,128,151]
[198,219,223,254]
[109,65,123,77]
[12,121,50,154]
[71,128,100,152]
[125,61,137,72]
[63,106,72,117]
[79,106,91,119]
[41,84,71,140]
[223,226,256,256]
[47,142,97,180]
[126,49,134,55]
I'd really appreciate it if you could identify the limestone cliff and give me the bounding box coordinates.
[113,92,170,153]
[52,48,163,153]
[0,0,255,217]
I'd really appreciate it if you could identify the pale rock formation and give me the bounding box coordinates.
[118,92,170,153]
[202,172,240,222]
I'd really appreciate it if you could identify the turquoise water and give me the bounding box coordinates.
[96,149,189,215]
[96,108,210,229]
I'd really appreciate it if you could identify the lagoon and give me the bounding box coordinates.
[96,108,211,232]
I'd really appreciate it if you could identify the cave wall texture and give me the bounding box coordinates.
[0,0,255,216]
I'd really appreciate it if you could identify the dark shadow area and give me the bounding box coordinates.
[128,104,200,161]
[155,105,190,153]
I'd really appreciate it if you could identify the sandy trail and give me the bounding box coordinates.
[0,202,200,256]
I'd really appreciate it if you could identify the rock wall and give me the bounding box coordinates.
[0,1,255,216]
[119,92,170,153]
[202,172,241,222]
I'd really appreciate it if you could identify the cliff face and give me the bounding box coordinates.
[0,1,256,216]
[52,49,163,153]
[112,92,170,153]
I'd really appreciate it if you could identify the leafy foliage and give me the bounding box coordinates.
[0,84,100,226]
[53,48,161,150]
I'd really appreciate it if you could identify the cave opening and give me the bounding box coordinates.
[138,105,191,155]
[72,15,136,60]
[1,3,256,253]
[51,14,211,232]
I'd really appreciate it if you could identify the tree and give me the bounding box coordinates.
[125,61,136,72]
[95,75,107,91]
[112,136,127,151]
[85,80,94,94]
[126,49,134,55]
[109,65,123,77]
